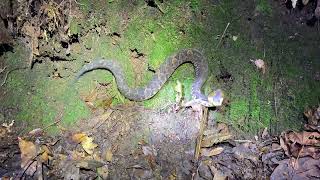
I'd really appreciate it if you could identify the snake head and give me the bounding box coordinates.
[207,89,224,107]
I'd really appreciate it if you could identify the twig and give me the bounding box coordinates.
[215,22,230,49]
[0,66,6,73]
[233,139,252,143]
[1,67,29,86]
[194,107,208,160]
[1,70,10,87]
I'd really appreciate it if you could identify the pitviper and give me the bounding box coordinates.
[75,49,223,107]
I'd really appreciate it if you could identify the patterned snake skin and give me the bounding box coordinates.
[75,49,222,107]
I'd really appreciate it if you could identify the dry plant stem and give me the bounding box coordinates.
[0,71,10,86]
[233,139,252,143]
[216,22,230,49]
[194,107,208,161]
[293,145,304,168]
[0,66,6,73]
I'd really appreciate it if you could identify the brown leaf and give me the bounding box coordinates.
[105,148,113,162]
[271,157,320,180]
[18,137,38,175]
[81,136,98,155]
[304,106,320,126]
[100,97,113,109]
[201,147,224,157]
[71,133,98,155]
[280,131,320,159]
[71,133,87,144]
[201,133,232,147]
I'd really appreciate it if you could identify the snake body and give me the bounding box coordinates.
[75,49,214,106]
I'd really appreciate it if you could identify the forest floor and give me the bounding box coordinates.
[0,0,319,179]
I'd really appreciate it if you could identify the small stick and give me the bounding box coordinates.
[0,66,6,73]
[1,70,10,86]
[194,107,208,160]
[1,67,29,86]
[216,22,230,49]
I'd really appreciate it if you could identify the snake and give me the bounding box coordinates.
[75,49,223,107]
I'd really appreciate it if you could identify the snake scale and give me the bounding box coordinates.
[75,49,223,107]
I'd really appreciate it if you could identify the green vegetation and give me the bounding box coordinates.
[255,0,272,15]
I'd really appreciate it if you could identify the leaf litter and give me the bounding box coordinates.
[1,105,319,179]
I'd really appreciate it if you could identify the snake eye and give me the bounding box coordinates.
[208,89,224,106]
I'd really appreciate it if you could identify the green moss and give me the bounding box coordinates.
[255,0,272,15]
[229,98,249,129]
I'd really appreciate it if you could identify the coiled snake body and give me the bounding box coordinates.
[75,49,222,107]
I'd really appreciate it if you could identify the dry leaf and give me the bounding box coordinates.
[105,148,113,162]
[2,120,14,133]
[83,88,98,108]
[88,109,113,129]
[40,145,52,163]
[18,137,38,175]
[304,106,320,126]
[76,160,104,169]
[280,131,320,159]
[232,36,238,41]
[201,147,224,157]
[201,133,232,147]
[271,157,320,180]
[71,133,98,155]
[71,133,87,144]
[81,136,98,155]
[100,97,113,109]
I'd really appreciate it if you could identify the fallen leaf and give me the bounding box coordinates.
[81,136,98,155]
[71,133,87,144]
[105,148,113,162]
[83,88,98,108]
[2,120,14,133]
[201,133,232,147]
[232,36,238,41]
[40,145,52,163]
[100,97,113,109]
[304,106,320,126]
[76,160,104,170]
[201,147,224,157]
[18,137,38,175]
[71,133,98,155]
[271,157,320,180]
[280,131,320,159]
